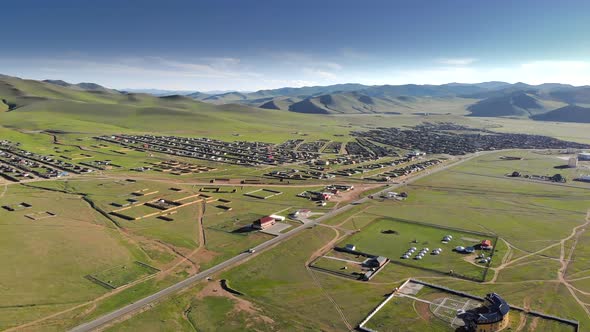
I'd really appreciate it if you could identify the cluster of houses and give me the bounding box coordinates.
[297,184,354,203]
[455,239,494,259]
[0,161,35,181]
[266,168,335,181]
[297,139,329,153]
[322,141,342,154]
[309,154,434,179]
[0,142,93,181]
[369,159,442,182]
[329,156,414,177]
[352,123,590,155]
[97,134,321,166]
[354,137,396,157]
[276,139,304,150]
[316,154,381,168]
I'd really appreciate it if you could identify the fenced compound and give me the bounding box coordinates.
[86,261,160,289]
[2,202,32,211]
[359,279,580,332]
[338,216,499,282]
[109,191,210,221]
[243,188,283,199]
[25,211,56,220]
[429,297,479,328]
[309,251,389,281]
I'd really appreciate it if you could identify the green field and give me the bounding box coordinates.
[90,262,159,289]
[0,185,149,329]
[338,218,495,281]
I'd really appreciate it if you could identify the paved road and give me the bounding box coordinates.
[69,153,481,332]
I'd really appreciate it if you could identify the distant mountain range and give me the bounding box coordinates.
[181,81,590,122]
[4,75,590,123]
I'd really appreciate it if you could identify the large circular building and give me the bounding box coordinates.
[458,293,510,332]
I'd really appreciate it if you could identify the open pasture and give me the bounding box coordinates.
[0,184,149,329]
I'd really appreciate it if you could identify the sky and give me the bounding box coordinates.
[1,0,590,91]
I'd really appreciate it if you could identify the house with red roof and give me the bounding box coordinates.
[481,239,493,250]
[252,216,276,230]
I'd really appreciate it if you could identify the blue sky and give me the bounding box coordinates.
[1,0,590,91]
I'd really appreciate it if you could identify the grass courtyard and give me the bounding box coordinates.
[338,218,496,281]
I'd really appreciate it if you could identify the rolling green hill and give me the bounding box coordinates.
[0,74,349,142]
[190,81,590,120]
[43,79,119,93]
[466,92,567,117]
[532,105,590,123]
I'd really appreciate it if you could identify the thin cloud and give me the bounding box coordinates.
[437,58,478,66]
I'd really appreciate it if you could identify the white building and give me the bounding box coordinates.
[269,214,286,221]
[568,157,578,168]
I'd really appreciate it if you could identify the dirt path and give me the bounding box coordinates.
[486,210,590,316]
[304,227,354,331]
[335,205,372,228]
[198,201,207,247]
[0,183,7,199]
[557,210,590,316]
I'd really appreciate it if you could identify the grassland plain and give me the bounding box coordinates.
[1,172,358,330]
[0,184,151,330]
[104,226,343,331]
[93,151,590,331]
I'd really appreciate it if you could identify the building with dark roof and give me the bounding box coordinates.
[458,293,510,332]
[363,256,388,268]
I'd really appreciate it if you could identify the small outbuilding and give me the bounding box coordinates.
[344,244,356,251]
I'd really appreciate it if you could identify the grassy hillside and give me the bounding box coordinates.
[532,105,590,123]
[188,81,590,123]
[467,92,566,117]
[548,87,590,105]
[286,93,474,115]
